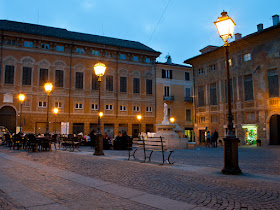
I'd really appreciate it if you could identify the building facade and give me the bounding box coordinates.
[185,15,280,146]
[0,20,160,138]
[156,56,194,140]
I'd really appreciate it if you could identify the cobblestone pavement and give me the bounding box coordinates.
[0,145,280,209]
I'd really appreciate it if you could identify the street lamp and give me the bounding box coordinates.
[170,117,175,124]
[93,62,106,156]
[53,108,59,134]
[18,94,25,133]
[214,11,242,175]
[44,82,53,134]
[137,115,142,136]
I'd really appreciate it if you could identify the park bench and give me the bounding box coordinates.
[128,136,174,165]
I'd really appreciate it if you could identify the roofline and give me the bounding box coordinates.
[156,61,192,68]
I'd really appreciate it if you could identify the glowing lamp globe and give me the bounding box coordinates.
[99,112,104,118]
[44,83,53,94]
[214,11,236,43]
[170,117,175,123]
[137,115,142,120]
[53,108,59,114]
[18,94,25,102]
[94,63,107,77]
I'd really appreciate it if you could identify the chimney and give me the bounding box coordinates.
[272,15,279,26]
[235,33,242,41]
[257,23,263,32]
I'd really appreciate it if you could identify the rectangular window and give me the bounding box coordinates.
[75,72,83,89]
[186,109,191,121]
[41,43,49,49]
[146,58,151,63]
[120,105,127,111]
[198,68,204,75]
[268,69,279,98]
[246,112,255,121]
[106,104,113,110]
[4,65,14,84]
[146,106,152,112]
[55,70,64,88]
[185,88,191,98]
[120,54,126,60]
[210,83,217,105]
[92,74,99,90]
[106,75,113,91]
[105,52,113,58]
[56,46,64,52]
[92,50,99,56]
[23,100,30,107]
[244,75,254,101]
[120,77,127,92]
[162,69,173,79]
[133,106,140,112]
[38,101,47,107]
[133,78,140,93]
[7,39,16,45]
[198,86,205,107]
[211,115,218,123]
[39,68,48,86]
[91,103,98,110]
[22,67,32,85]
[185,72,190,81]
[75,103,83,109]
[200,117,205,123]
[146,79,152,94]
[55,102,62,108]
[243,53,251,62]
[24,41,33,48]
[76,48,85,54]
[164,86,170,97]
[209,64,216,71]
[133,56,139,62]
[225,59,232,67]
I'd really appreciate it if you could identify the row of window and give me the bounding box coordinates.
[4,65,153,94]
[197,53,251,75]
[199,112,256,124]
[162,69,190,81]
[6,39,152,63]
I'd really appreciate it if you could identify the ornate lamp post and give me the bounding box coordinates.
[44,82,53,134]
[93,62,106,156]
[18,94,25,133]
[214,11,242,175]
[137,115,142,136]
[53,108,59,134]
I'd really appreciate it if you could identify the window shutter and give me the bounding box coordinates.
[170,70,173,79]
[76,72,83,89]
[39,69,48,86]
[55,70,64,87]
[22,67,32,85]
[120,77,127,92]
[4,65,14,84]
[133,78,140,93]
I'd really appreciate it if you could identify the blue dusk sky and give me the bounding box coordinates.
[0,0,279,64]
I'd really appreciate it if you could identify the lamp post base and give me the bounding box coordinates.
[94,134,104,156]
[221,136,242,175]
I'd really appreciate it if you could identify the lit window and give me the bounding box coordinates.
[133,106,140,112]
[75,103,83,109]
[92,50,99,56]
[55,102,62,108]
[56,46,64,52]
[198,68,204,75]
[224,59,232,67]
[91,103,98,110]
[133,56,139,62]
[24,41,33,48]
[243,53,251,62]
[120,54,126,60]
[76,48,85,54]
[146,58,151,63]
[106,104,113,110]
[146,106,152,112]
[38,101,47,108]
[120,105,127,111]
[41,43,49,49]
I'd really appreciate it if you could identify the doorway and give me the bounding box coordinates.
[0,106,16,133]
[270,114,280,145]
[199,130,206,144]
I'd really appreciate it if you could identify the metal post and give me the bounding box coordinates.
[54,114,56,134]
[20,102,23,133]
[138,120,141,136]
[221,43,242,175]
[94,77,104,155]
[46,94,49,134]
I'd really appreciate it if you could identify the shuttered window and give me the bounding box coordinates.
[75,72,83,89]
[106,75,113,91]
[120,77,127,92]
[92,74,99,90]
[39,68,48,86]
[210,83,217,105]
[55,70,64,87]
[133,78,140,93]
[244,75,254,101]
[146,79,152,94]
[268,69,279,98]
[198,86,204,107]
[4,65,14,84]
[22,67,32,85]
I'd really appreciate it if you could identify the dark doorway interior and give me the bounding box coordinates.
[132,124,139,138]
[270,115,280,145]
[0,106,16,133]
[73,123,84,135]
[199,130,206,144]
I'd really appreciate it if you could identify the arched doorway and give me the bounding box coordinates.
[269,114,280,145]
[0,106,16,133]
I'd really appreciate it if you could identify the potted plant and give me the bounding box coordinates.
[257,139,261,147]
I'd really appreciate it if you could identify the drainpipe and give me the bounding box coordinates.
[0,31,3,83]
[69,43,73,118]
[116,49,119,119]
[192,66,196,142]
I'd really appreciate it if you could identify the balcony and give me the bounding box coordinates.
[184,97,193,102]
[163,96,174,101]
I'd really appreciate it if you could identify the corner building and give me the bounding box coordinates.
[185,15,280,146]
[0,20,160,137]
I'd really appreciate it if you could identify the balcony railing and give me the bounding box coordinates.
[163,96,174,101]
[184,97,193,102]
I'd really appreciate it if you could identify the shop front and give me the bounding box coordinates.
[242,124,258,145]
[184,127,194,142]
